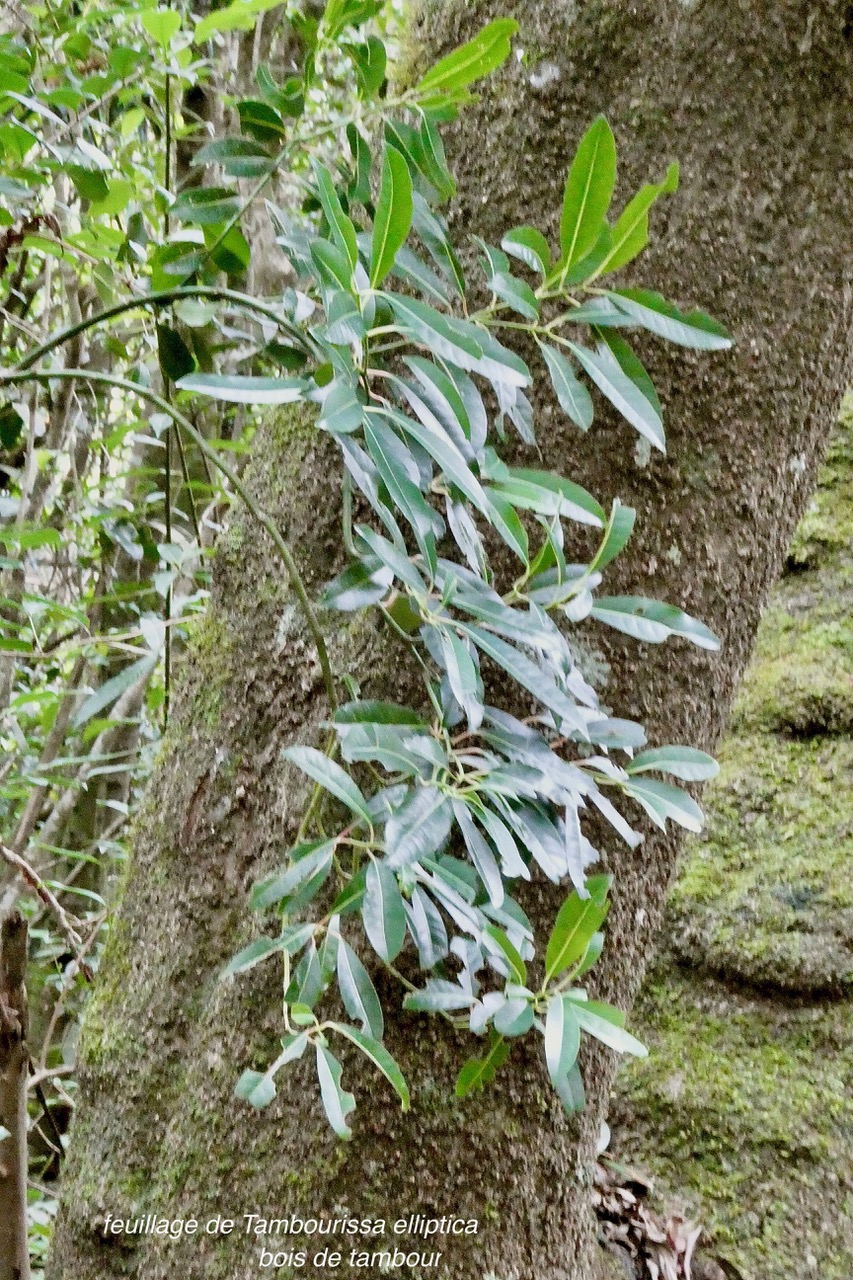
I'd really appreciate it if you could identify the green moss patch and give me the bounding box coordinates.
[615,970,853,1280]
[615,404,853,1276]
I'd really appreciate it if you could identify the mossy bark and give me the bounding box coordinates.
[49,4,853,1279]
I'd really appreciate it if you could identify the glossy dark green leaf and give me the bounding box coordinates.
[312,160,358,270]
[626,746,718,782]
[544,994,581,1086]
[539,342,593,431]
[544,875,610,983]
[455,1031,510,1097]
[176,373,308,404]
[404,885,448,968]
[590,595,720,650]
[621,776,705,833]
[331,1023,410,1109]
[250,839,336,910]
[321,557,392,611]
[415,18,518,96]
[567,999,648,1057]
[316,1045,356,1140]
[363,859,406,962]
[371,144,413,286]
[559,116,616,272]
[385,786,453,869]
[156,324,194,382]
[337,937,383,1039]
[282,744,372,825]
[403,979,475,1012]
[453,800,504,906]
[192,137,273,178]
[493,998,533,1037]
[501,226,551,275]
[221,924,314,977]
[238,98,286,143]
[566,341,665,452]
[170,186,241,226]
[609,288,733,350]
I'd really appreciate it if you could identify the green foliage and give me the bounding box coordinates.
[0,0,729,1158]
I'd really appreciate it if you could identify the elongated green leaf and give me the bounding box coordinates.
[591,499,636,572]
[501,226,551,275]
[458,623,586,733]
[568,1001,648,1057]
[484,924,526,985]
[490,271,539,320]
[337,938,383,1039]
[192,137,272,177]
[385,786,453,869]
[170,187,241,226]
[416,18,518,96]
[597,332,662,417]
[384,295,529,388]
[544,994,581,1085]
[250,839,336,910]
[622,776,705,833]
[493,999,534,1037]
[331,1023,410,1109]
[438,627,483,729]
[363,860,406,962]
[609,288,733,350]
[592,162,679,277]
[316,1045,356,1139]
[544,876,611,983]
[405,885,448,968]
[539,342,593,431]
[221,924,314,977]
[626,746,719,782]
[490,471,603,528]
[379,406,490,516]
[590,595,721,650]
[282,745,371,825]
[559,116,616,272]
[322,557,392,611]
[371,145,413,286]
[311,239,354,292]
[334,700,427,727]
[404,979,474,1012]
[566,341,665,451]
[456,1032,510,1097]
[453,800,504,907]
[312,160,358,270]
[235,1069,277,1109]
[72,654,157,729]
[363,417,441,568]
[176,373,307,404]
[484,490,529,563]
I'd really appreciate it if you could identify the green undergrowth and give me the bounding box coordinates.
[614,398,853,1278]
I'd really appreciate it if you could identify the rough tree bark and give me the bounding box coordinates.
[48,3,853,1279]
[0,912,30,1280]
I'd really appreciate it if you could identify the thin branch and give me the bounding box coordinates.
[13,285,314,372]
[0,845,89,976]
[0,367,338,709]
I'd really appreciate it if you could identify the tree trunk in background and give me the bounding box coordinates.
[0,913,30,1280]
[48,3,853,1279]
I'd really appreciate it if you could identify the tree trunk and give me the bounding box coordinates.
[48,3,853,1279]
[0,912,30,1280]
